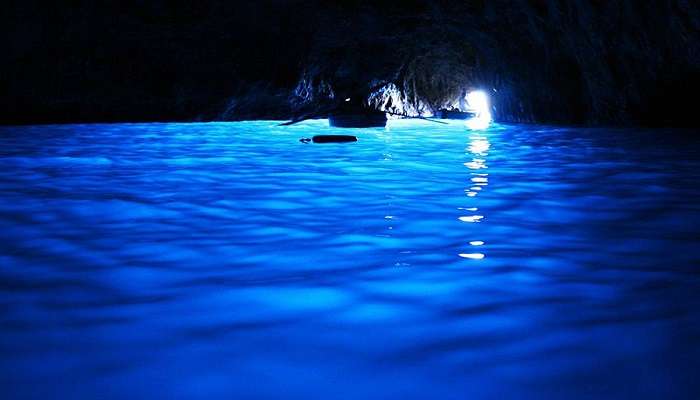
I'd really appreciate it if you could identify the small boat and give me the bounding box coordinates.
[312,135,357,143]
[329,111,387,128]
[434,109,477,120]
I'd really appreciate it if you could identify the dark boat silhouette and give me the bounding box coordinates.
[312,135,357,143]
[281,96,387,128]
[434,109,477,120]
[329,110,387,128]
[328,96,387,128]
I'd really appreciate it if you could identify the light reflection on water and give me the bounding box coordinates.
[1,120,700,399]
[461,132,490,258]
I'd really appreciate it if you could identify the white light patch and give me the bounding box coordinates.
[459,253,485,260]
[464,160,487,170]
[459,215,484,223]
[465,90,492,130]
[468,140,490,155]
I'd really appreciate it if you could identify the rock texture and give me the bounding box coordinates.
[2,1,699,126]
[293,1,700,126]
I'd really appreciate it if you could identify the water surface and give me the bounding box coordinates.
[1,120,699,399]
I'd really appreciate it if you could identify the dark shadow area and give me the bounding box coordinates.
[1,0,699,126]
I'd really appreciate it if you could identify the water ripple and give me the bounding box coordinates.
[1,120,699,398]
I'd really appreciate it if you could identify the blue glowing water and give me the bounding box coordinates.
[1,120,699,399]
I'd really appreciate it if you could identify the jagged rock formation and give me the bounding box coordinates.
[2,1,699,126]
[291,1,700,126]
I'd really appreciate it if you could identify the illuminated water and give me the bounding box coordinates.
[1,120,699,399]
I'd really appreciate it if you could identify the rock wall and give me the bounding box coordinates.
[294,0,700,126]
[2,1,698,126]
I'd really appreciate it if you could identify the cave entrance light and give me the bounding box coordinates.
[465,90,492,130]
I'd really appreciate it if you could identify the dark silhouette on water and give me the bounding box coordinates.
[312,135,357,143]
[434,109,477,120]
[300,135,358,143]
[328,112,387,128]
